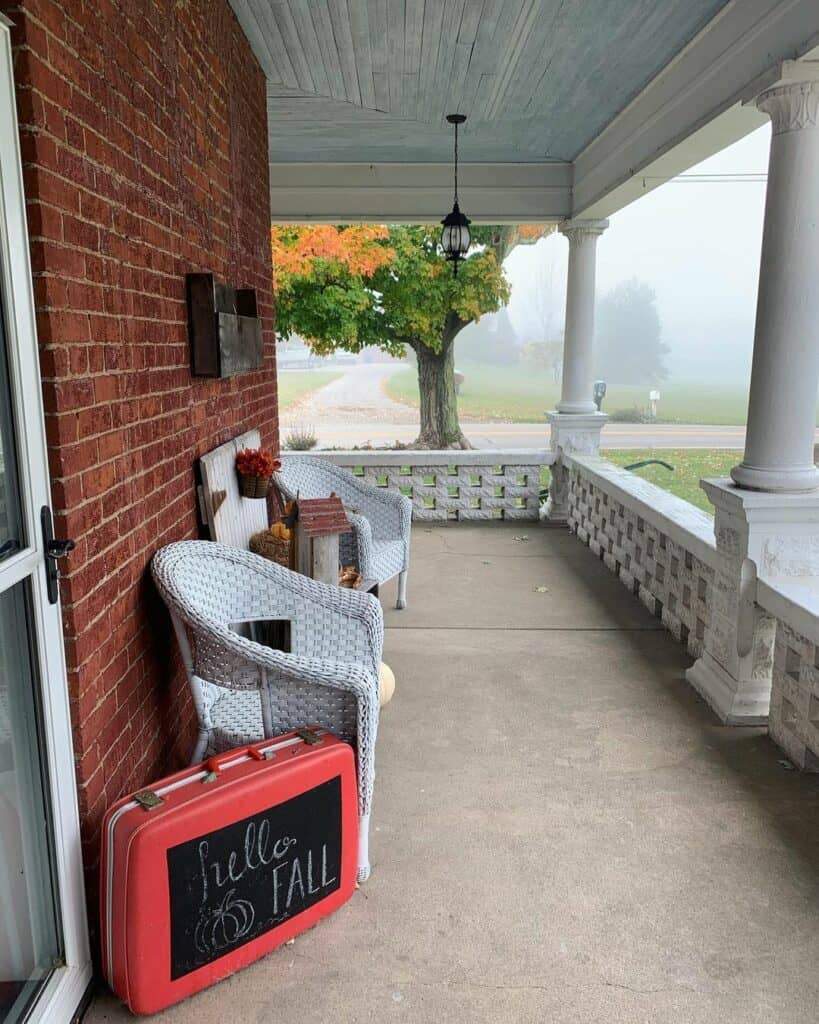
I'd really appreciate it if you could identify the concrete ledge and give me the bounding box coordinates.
[565,453,718,663]
[759,578,819,770]
[304,449,554,467]
[565,453,718,569]
[758,578,819,648]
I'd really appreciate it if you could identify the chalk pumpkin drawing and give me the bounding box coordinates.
[194,889,255,956]
[167,777,342,979]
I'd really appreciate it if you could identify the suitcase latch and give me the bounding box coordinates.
[296,729,322,746]
[134,789,164,811]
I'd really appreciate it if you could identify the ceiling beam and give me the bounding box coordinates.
[572,0,819,218]
[268,162,571,223]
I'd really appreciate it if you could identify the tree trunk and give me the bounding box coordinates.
[411,341,471,449]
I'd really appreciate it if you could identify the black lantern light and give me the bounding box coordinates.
[440,113,471,276]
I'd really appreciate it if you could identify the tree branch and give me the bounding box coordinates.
[442,310,468,350]
[488,224,555,264]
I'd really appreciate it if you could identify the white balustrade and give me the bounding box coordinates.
[565,454,718,659]
[309,450,552,522]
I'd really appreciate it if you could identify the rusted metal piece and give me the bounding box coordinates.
[186,272,263,378]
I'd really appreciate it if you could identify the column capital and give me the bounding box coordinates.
[559,218,609,244]
[755,61,819,135]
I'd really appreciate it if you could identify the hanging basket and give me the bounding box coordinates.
[238,473,272,499]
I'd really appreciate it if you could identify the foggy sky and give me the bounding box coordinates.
[504,125,771,386]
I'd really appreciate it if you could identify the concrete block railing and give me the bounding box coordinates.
[565,454,719,658]
[565,455,819,772]
[311,449,553,521]
[758,579,819,770]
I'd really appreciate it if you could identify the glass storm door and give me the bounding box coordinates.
[0,14,91,1022]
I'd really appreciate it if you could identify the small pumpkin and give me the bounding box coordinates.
[379,662,396,707]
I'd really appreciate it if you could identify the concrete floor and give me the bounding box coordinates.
[87,525,819,1024]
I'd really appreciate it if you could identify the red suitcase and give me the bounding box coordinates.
[101,728,357,1015]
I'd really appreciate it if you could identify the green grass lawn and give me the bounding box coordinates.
[605,449,743,512]
[277,370,342,410]
[386,363,752,425]
[540,448,741,514]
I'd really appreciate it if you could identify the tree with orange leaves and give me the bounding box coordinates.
[271,223,550,448]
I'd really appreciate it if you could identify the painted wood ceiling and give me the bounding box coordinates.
[230,0,732,163]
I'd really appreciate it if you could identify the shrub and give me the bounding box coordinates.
[607,404,647,423]
[284,425,318,451]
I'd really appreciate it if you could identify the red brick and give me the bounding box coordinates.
[2,0,279,942]
[32,240,85,276]
[62,212,99,251]
[80,460,117,499]
[52,375,94,410]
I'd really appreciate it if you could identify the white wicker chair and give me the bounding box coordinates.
[274,456,412,609]
[151,540,383,881]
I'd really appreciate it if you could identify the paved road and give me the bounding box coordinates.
[280,364,819,450]
[298,420,759,450]
[282,363,409,425]
[286,416,779,450]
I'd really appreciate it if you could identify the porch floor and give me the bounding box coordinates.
[87,524,819,1024]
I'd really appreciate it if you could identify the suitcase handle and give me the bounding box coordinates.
[205,731,322,776]
[206,743,271,775]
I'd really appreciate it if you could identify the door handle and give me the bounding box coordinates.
[40,506,75,605]
[46,538,76,558]
[0,538,19,559]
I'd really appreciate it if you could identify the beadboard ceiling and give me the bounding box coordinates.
[229,0,732,163]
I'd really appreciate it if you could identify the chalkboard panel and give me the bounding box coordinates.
[167,776,342,979]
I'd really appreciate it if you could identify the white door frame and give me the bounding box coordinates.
[0,13,91,1021]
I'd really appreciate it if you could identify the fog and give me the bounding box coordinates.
[503,125,771,387]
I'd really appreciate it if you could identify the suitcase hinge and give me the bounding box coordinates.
[134,789,164,810]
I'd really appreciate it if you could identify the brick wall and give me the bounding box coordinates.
[1,0,277,906]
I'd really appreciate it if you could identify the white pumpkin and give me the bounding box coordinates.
[379,662,396,706]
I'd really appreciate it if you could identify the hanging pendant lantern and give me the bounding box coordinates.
[440,113,471,276]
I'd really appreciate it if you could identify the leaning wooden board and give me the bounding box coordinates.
[199,429,268,548]
[101,729,358,1015]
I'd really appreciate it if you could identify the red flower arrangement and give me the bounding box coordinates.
[235,448,281,498]
[235,448,280,478]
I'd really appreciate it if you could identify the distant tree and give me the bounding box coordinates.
[528,242,563,343]
[521,335,563,382]
[456,307,520,366]
[595,278,669,384]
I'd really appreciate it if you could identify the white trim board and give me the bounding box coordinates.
[268,161,571,223]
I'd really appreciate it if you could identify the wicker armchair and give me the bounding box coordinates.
[274,456,412,608]
[151,541,383,881]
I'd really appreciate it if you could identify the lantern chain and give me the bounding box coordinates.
[453,118,459,205]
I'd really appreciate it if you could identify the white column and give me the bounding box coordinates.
[544,219,608,521]
[556,219,608,414]
[731,64,819,493]
[687,62,819,725]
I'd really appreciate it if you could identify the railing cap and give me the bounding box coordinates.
[289,449,553,467]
